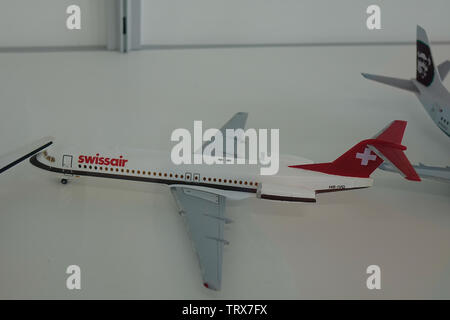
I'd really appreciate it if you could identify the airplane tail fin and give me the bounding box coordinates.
[362,25,448,92]
[416,25,441,87]
[289,121,421,181]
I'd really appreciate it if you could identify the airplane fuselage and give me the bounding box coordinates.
[412,79,450,137]
[30,145,373,202]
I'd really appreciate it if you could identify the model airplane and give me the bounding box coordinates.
[28,113,419,290]
[362,25,450,138]
[0,137,53,174]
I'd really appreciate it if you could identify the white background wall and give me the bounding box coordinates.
[0,0,107,47]
[0,0,449,299]
[141,0,450,45]
[0,44,449,298]
[2,1,450,48]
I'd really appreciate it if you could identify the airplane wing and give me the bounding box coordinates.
[0,137,53,174]
[218,112,248,133]
[199,112,248,158]
[438,61,450,81]
[170,185,230,290]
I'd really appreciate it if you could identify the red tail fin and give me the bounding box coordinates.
[289,121,420,181]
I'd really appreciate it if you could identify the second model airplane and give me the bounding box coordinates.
[362,25,450,138]
[28,113,419,290]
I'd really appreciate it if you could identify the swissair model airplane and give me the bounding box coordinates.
[362,25,450,138]
[26,113,419,290]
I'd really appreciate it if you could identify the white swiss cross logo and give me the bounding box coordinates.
[356,147,377,166]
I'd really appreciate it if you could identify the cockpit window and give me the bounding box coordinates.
[42,150,55,163]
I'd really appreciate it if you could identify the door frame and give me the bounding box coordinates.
[62,154,73,176]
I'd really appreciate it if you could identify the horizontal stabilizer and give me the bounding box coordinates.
[370,120,420,181]
[438,61,450,81]
[362,73,418,93]
[368,143,420,181]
